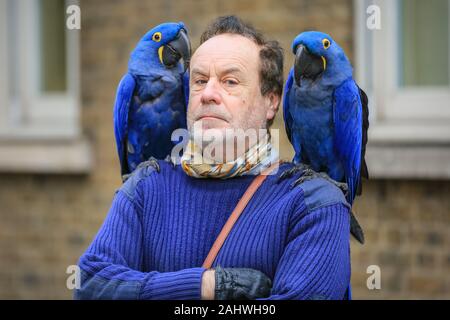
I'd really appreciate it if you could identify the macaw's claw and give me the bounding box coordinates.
[276,163,311,184]
[121,157,160,182]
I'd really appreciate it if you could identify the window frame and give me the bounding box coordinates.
[354,0,450,144]
[0,0,91,173]
[0,0,80,140]
[354,0,450,179]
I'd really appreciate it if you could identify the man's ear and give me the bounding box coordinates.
[265,92,280,121]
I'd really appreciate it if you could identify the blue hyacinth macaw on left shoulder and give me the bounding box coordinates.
[113,22,191,179]
[283,31,369,244]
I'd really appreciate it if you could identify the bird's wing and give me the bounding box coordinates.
[357,85,370,195]
[333,79,363,204]
[183,71,190,108]
[113,73,136,176]
[283,68,295,144]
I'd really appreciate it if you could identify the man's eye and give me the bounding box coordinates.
[224,79,238,86]
[195,79,207,85]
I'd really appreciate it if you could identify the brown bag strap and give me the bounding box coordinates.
[202,161,280,269]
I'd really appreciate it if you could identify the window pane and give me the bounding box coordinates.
[401,0,449,87]
[39,0,66,92]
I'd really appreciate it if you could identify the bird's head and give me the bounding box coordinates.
[129,22,191,75]
[291,31,352,87]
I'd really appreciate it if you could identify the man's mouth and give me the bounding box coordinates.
[197,114,228,122]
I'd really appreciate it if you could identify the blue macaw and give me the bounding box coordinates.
[113,22,191,178]
[283,31,369,243]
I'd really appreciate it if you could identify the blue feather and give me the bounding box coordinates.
[283,69,294,145]
[183,71,190,108]
[333,79,363,204]
[113,73,136,175]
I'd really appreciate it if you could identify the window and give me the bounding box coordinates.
[354,0,450,178]
[0,0,91,173]
[401,0,448,87]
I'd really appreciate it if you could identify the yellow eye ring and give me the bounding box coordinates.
[322,38,331,49]
[152,32,162,42]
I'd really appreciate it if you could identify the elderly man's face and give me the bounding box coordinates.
[187,34,278,135]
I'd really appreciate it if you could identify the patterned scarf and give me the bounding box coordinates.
[180,135,278,179]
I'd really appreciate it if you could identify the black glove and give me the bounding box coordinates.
[214,265,272,300]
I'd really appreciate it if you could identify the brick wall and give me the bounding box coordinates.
[0,0,448,299]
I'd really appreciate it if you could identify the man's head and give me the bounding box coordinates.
[187,16,284,137]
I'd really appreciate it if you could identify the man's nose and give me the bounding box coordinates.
[200,78,222,105]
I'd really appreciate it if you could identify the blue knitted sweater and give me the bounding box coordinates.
[75,161,351,300]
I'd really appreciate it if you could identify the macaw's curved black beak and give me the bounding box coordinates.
[294,44,325,87]
[161,29,191,71]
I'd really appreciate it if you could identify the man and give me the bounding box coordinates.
[75,16,351,300]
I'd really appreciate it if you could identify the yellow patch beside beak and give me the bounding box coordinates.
[321,56,327,71]
[158,46,164,64]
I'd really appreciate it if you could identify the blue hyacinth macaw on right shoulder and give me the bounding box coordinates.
[283,31,369,244]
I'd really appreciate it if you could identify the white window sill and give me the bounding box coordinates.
[366,143,450,179]
[0,137,92,174]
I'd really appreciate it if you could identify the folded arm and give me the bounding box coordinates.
[75,191,206,300]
